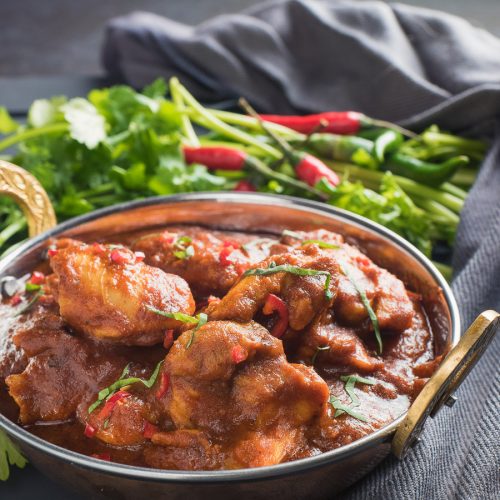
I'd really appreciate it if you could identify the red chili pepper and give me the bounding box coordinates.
[134,251,145,263]
[30,271,45,285]
[98,390,131,420]
[183,145,247,170]
[91,453,111,461]
[262,294,289,338]
[163,329,174,350]
[231,345,248,364]
[219,240,241,267]
[155,372,170,399]
[161,231,176,244]
[10,294,22,306]
[143,421,159,439]
[92,242,106,254]
[293,152,340,188]
[259,111,364,135]
[110,248,132,265]
[84,423,96,438]
[47,247,58,257]
[234,180,256,192]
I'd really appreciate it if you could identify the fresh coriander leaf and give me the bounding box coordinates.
[0,107,19,134]
[329,396,368,422]
[61,98,106,149]
[186,313,208,349]
[0,430,27,481]
[142,78,168,99]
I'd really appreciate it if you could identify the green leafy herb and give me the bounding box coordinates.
[88,360,163,414]
[25,282,41,292]
[340,263,382,354]
[301,239,340,249]
[311,345,330,365]
[14,290,44,316]
[0,430,27,481]
[0,107,19,134]
[173,236,194,260]
[243,263,333,300]
[330,374,376,422]
[329,396,368,422]
[146,306,208,349]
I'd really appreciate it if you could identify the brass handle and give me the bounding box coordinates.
[392,310,500,459]
[0,160,57,238]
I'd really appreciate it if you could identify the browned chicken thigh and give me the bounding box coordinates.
[49,240,195,345]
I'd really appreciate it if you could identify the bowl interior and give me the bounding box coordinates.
[0,193,460,480]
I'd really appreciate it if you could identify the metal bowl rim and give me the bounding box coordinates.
[0,192,461,482]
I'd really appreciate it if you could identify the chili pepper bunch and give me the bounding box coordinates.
[0,77,487,279]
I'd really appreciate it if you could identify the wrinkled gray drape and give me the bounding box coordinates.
[103,2,500,498]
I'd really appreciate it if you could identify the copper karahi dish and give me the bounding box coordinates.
[0,161,497,499]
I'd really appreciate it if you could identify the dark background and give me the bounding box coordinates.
[1,0,498,498]
[1,0,500,77]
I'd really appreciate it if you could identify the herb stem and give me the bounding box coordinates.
[169,77,200,147]
[0,123,69,152]
[173,80,281,159]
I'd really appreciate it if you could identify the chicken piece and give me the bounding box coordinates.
[83,392,152,447]
[150,320,330,469]
[206,246,339,330]
[296,311,383,373]
[6,313,128,424]
[133,229,274,298]
[49,240,195,345]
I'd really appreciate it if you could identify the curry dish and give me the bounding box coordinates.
[0,226,441,470]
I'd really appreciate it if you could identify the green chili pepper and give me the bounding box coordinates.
[374,130,404,163]
[384,153,469,187]
[303,133,374,163]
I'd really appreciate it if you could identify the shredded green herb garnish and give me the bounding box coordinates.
[281,229,303,240]
[311,345,330,365]
[186,313,208,349]
[146,306,208,349]
[330,396,368,422]
[14,290,44,316]
[0,429,27,481]
[25,282,41,292]
[340,263,382,354]
[173,236,194,260]
[88,360,163,414]
[329,374,376,422]
[243,263,333,300]
[301,239,340,249]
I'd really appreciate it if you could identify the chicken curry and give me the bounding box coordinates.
[0,226,442,470]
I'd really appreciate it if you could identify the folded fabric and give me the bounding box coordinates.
[102,2,500,499]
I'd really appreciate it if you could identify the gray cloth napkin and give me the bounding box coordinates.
[102,1,500,498]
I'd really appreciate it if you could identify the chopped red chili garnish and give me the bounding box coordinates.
[143,421,159,439]
[219,240,241,267]
[262,294,289,338]
[91,453,111,461]
[110,248,132,265]
[134,251,146,263]
[231,345,248,364]
[30,271,45,285]
[84,423,96,438]
[163,329,174,350]
[161,232,176,244]
[10,294,22,306]
[47,247,58,257]
[155,372,170,399]
[92,242,106,254]
[98,390,131,420]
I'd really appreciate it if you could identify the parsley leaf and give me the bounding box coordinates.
[0,430,27,481]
